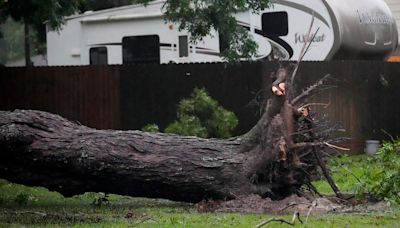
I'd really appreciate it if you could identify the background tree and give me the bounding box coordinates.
[79,0,137,12]
[159,0,271,61]
[0,0,140,65]
[0,0,81,66]
[0,18,24,65]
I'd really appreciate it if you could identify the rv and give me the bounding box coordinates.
[383,0,400,61]
[46,0,398,65]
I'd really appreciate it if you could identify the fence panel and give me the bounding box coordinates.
[0,65,120,129]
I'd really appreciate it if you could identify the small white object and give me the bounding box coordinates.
[365,140,380,155]
[70,48,81,57]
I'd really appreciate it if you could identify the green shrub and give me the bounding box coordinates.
[165,88,238,138]
[14,193,29,206]
[142,124,160,133]
[142,88,238,139]
[356,139,400,204]
[165,115,208,138]
[0,195,4,205]
[91,192,110,207]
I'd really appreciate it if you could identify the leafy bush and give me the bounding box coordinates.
[356,139,400,204]
[165,115,208,138]
[143,88,238,139]
[142,124,160,133]
[91,192,110,207]
[14,193,29,206]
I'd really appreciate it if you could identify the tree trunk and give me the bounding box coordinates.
[0,67,335,202]
[24,23,33,67]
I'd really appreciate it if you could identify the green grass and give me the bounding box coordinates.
[312,155,373,195]
[1,155,399,227]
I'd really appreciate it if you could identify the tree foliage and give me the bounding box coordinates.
[0,0,80,30]
[141,123,160,133]
[0,0,82,65]
[0,18,24,64]
[355,139,400,204]
[143,88,238,139]
[160,0,271,61]
[78,0,137,12]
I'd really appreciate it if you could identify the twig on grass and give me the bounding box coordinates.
[279,202,312,212]
[255,211,302,228]
[130,217,158,227]
[305,200,317,224]
[0,210,47,217]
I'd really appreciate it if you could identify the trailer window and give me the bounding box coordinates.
[90,47,108,65]
[122,35,160,64]
[179,35,189,57]
[262,12,288,37]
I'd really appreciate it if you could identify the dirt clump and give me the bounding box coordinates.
[196,194,340,215]
[196,194,393,217]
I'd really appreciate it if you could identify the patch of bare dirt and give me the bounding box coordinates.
[196,194,391,216]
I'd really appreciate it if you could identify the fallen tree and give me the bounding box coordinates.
[0,66,343,202]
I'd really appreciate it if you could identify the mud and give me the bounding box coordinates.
[196,194,390,216]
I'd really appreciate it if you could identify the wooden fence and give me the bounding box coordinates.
[0,65,120,129]
[1,61,399,152]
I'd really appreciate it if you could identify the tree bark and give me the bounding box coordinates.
[0,67,332,202]
[0,109,304,202]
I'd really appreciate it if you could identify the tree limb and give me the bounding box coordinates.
[291,74,331,105]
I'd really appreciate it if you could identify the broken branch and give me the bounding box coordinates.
[312,149,344,199]
[255,211,302,228]
[291,74,331,105]
[290,14,316,84]
[300,102,331,109]
[291,142,350,151]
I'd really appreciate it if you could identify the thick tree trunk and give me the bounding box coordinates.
[0,67,335,202]
[0,109,304,202]
[24,23,33,67]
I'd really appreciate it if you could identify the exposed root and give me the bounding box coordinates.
[246,63,345,200]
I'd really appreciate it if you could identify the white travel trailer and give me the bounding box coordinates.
[46,0,398,65]
[383,0,400,61]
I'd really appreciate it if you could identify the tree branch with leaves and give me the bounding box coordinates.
[160,0,271,61]
[0,0,81,66]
